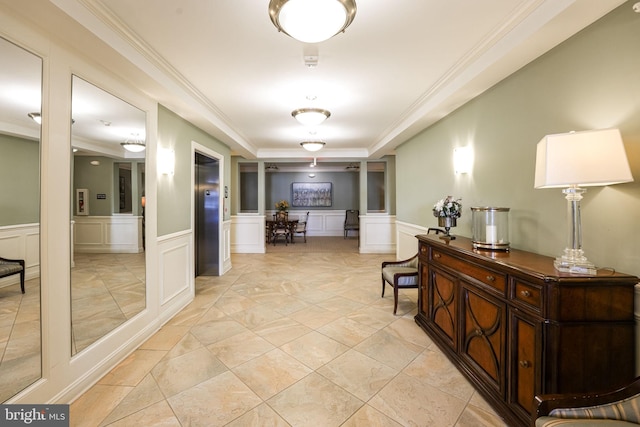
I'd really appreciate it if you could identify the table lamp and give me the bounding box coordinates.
[534,128,634,274]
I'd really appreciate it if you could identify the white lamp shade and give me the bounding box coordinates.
[534,128,633,188]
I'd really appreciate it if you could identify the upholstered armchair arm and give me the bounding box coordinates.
[533,377,640,426]
[382,254,418,269]
[0,256,24,265]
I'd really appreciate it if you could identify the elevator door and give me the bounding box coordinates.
[195,152,219,276]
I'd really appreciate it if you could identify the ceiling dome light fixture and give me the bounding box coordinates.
[301,141,326,152]
[269,0,357,44]
[121,135,146,153]
[292,108,331,126]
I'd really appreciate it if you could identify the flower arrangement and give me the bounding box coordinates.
[433,196,462,218]
[275,200,289,211]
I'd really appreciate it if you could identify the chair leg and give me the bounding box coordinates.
[381,277,386,297]
[20,270,25,294]
[393,285,399,315]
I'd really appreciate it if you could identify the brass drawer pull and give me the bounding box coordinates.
[486,275,495,282]
[434,253,441,259]
[519,360,530,368]
[520,290,532,298]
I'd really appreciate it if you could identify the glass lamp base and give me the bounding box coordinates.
[553,248,596,275]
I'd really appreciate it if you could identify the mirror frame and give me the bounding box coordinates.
[0,36,43,402]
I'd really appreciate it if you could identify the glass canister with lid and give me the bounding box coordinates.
[471,207,510,250]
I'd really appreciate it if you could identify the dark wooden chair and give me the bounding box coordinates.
[344,209,359,238]
[534,376,640,427]
[0,256,25,293]
[381,254,418,315]
[381,228,444,315]
[292,211,309,243]
[271,211,291,245]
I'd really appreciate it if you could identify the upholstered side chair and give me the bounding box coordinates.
[292,211,309,243]
[534,376,640,427]
[344,209,359,238]
[381,254,418,315]
[0,256,25,293]
[381,228,444,315]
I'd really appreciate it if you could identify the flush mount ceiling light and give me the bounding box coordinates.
[121,135,146,153]
[292,108,331,126]
[300,141,326,152]
[269,0,357,44]
[28,112,41,124]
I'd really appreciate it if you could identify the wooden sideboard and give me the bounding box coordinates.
[415,234,638,427]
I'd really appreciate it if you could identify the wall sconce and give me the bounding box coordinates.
[454,146,473,174]
[159,148,175,175]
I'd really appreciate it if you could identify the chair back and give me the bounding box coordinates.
[295,212,309,231]
[345,210,359,227]
[274,211,288,222]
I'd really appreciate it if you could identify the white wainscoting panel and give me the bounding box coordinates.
[395,221,428,260]
[231,215,266,254]
[74,215,143,253]
[0,223,40,288]
[222,219,232,273]
[266,210,348,237]
[157,230,192,307]
[360,215,395,254]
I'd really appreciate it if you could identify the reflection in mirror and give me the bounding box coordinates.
[0,37,42,402]
[71,76,146,355]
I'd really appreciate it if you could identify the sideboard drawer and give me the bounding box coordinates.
[431,248,506,295]
[511,279,543,314]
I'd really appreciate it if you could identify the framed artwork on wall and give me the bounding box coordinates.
[292,182,332,207]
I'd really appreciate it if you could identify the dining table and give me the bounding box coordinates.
[266,218,298,244]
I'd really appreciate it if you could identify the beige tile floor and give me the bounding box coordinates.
[0,277,41,402]
[70,249,507,427]
[72,252,146,354]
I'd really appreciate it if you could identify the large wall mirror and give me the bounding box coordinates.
[0,37,42,401]
[71,76,146,355]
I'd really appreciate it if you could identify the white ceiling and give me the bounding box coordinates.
[0,0,627,165]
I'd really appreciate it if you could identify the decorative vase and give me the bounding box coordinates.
[437,216,457,239]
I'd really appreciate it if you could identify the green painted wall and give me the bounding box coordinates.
[74,156,115,216]
[0,134,39,225]
[157,105,231,236]
[396,2,640,276]
[73,157,144,217]
[265,172,359,211]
